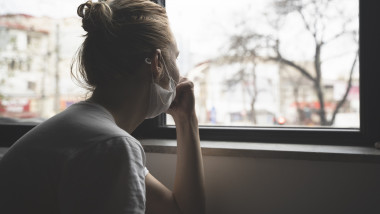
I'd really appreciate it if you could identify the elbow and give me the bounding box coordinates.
[172,193,206,214]
[195,194,206,214]
[180,197,206,214]
[180,206,205,214]
[199,196,206,214]
[197,201,206,214]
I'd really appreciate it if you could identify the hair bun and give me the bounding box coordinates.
[77,0,113,35]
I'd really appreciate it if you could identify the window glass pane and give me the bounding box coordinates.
[0,0,85,124]
[166,0,359,128]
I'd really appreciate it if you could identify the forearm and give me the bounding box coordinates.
[172,113,205,214]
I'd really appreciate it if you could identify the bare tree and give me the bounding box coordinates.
[224,64,260,124]
[216,35,263,124]
[225,0,358,126]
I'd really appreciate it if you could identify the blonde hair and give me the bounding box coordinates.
[72,0,174,91]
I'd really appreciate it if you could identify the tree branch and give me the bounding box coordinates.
[298,9,317,42]
[266,56,316,83]
[329,51,359,125]
[324,31,346,44]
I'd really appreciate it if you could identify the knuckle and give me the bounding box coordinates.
[185,81,193,88]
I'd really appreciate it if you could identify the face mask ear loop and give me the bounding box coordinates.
[160,55,177,87]
[154,55,176,105]
[151,55,173,84]
[147,57,169,105]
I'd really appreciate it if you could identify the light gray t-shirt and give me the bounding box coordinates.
[0,101,149,214]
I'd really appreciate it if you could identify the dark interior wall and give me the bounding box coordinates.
[146,153,380,214]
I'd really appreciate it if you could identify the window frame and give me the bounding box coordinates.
[133,0,380,147]
[1,0,379,148]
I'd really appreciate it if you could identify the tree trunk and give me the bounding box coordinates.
[314,44,328,125]
[293,86,305,124]
[250,98,257,125]
[315,82,327,125]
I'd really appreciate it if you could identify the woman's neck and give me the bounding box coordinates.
[88,83,149,134]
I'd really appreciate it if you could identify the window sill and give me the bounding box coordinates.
[1,140,380,163]
[140,139,380,163]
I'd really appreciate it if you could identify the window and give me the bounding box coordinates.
[135,0,380,146]
[166,0,359,128]
[1,0,380,147]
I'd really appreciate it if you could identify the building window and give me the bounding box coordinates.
[27,81,36,91]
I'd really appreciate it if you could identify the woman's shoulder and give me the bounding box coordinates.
[37,101,128,142]
[93,135,144,156]
[8,101,137,158]
[67,135,146,172]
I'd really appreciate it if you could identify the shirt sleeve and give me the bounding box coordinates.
[59,137,147,214]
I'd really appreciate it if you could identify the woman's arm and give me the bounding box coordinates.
[145,78,206,214]
[172,111,205,214]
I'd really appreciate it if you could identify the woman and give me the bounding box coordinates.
[0,0,205,213]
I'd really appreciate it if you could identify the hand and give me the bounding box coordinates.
[166,77,196,120]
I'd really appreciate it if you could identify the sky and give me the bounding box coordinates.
[0,0,359,80]
[0,0,80,18]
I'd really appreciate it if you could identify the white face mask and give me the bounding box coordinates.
[145,57,177,119]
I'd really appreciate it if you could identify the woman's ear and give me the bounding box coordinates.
[151,49,163,81]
